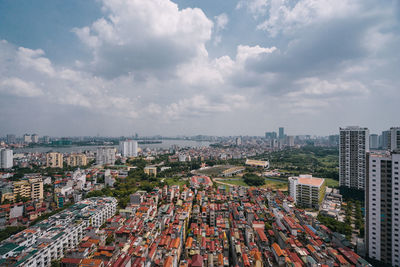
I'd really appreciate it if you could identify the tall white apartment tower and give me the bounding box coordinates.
[96,147,116,166]
[339,126,369,190]
[0,149,13,169]
[366,151,400,266]
[119,140,138,157]
[389,127,400,151]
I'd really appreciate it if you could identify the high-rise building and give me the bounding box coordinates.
[366,151,400,266]
[286,136,295,147]
[0,149,13,169]
[381,130,390,150]
[6,134,16,144]
[96,147,116,165]
[235,137,242,146]
[339,126,369,190]
[389,127,400,151]
[265,132,277,139]
[66,153,88,167]
[31,134,39,143]
[23,134,32,143]
[29,177,44,201]
[279,127,285,139]
[288,175,326,208]
[119,140,138,157]
[369,134,379,150]
[328,135,339,147]
[46,152,64,168]
[43,136,50,144]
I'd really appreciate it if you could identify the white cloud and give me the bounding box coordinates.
[0,77,43,97]
[215,13,228,31]
[73,0,213,77]
[248,0,360,36]
[236,0,269,18]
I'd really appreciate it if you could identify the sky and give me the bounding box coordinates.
[0,0,399,137]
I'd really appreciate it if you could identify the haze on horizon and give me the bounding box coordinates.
[0,0,399,137]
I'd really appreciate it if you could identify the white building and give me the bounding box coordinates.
[288,175,325,208]
[0,197,117,267]
[119,140,138,157]
[389,127,400,151]
[96,147,116,166]
[23,134,32,143]
[366,152,400,266]
[31,134,39,143]
[0,149,13,169]
[339,126,369,190]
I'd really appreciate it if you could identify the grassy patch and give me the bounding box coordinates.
[325,178,339,188]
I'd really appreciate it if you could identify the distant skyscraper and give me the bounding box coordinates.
[369,134,379,150]
[366,151,400,266]
[31,134,39,143]
[265,132,277,139]
[389,127,400,151]
[382,130,390,150]
[0,149,13,169]
[119,140,138,157]
[339,126,369,190]
[235,137,242,146]
[279,127,285,139]
[6,134,16,144]
[96,147,116,165]
[328,135,339,147]
[286,136,295,147]
[23,134,32,143]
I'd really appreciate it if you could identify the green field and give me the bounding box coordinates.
[216,178,288,190]
[164,178,188,187]
[194,165,233,176]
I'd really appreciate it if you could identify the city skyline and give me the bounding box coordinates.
[0,0,399,136]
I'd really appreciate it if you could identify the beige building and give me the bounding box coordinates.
[144,166,157,176]
[288,175,326,209]
[46,152,64,168]
[29,178,44,201]
[66,153,88,167]
[13,180,31,201]
[12,178,44,202]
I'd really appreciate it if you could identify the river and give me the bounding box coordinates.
[13,140,212,153]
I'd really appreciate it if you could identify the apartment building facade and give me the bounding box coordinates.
[366,152,400,267]
[339,126,369,190]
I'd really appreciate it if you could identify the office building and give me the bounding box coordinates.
[235,137,242,146]
[288,175,326,208]
[339,126,369,190]
[328,135,339,147]
[265,132,277,139]
[96,147,116,165]
[279,127,285,139]
[119,140,138,157]
[0,149,13,169]
[381,130,390,150]
[366,151,400,266]
[286,136,295,147]
[66,153,88,167]
[389,127,400,151]
[23,134,32,143]
[6,134,16,144]
[31,134,39,143]
[369,134,379,150]
[46,152,64,168]
[43,136,50,144]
